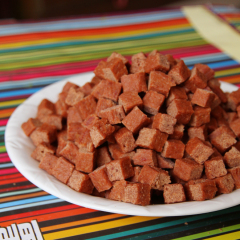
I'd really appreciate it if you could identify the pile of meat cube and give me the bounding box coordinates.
[21,50,240,206]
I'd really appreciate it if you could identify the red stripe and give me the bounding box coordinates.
[0,176,29,185]
[0,157,11,163]
[0,153,9,158]
[0,168,19,175]
[0,119,8,126]
[0,172,23,180]
[0,184,36,193]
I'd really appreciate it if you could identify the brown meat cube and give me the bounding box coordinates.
[145,52,170,73]
[67,106,83,124]
[92,188,106,198]
[184,67,207,93]
[188,125,207,141]
[186,137,214,164]
[62,82,79,93]
[228,166,240,189]
[96,146,112,167]
[108,143,135,160]
[58,91,68,103]
[209,126,237,153]
[138,165,171,190]
[224,146,240,168]
[226,89,240,111]
[205,157,227,179]
[122,106,150,134]
[228,112,238,123]
[81,82,95,96]
[56,130,68,156]
[118,91,143,114]
[39,152,58,175]
[135,127,168,152]
[100,105,125,124]
[106,157,134,181]
[165,54,177,68]
[92,79,122,102]
[107,52,128,65]
[195,63,214,81]
[191,88,215,108]
[185,179,217,201]
[130,52,146,74]
[59,141,79,164]
[152,113,177,134]
[67,123,94,152]
[21,118,42,137]
[31,142,55,161]
[168,60,190,85]
[229,118,240,138]
[121,72,147,93]
[90,118,115,147]
[52,157,74,184]
[55,99,68,118]
[207,117,218,133]
[237,105,240,118]
[169,124,184,140]
[30,123,57,146]
[91,76,102,85]
[148,71,173,97]
[189,106,211,127]
[94,61,107,79]
[89,166,112,192]
[106,180,128,202]
[37,99,55,120]
[75,150,96,173]
[161,139,185,159]
[163,184,186,204]
[65,87,84,106]
[173,158,204,181]
[124,182,151,206]
[142,90,165,115]
[169,169,187,185]
[166,87,188,106]
[114,127,136,153]
[129,166,142,182]
[96,97,115,117]
[67,170,94,194]
[82,114,99,130]
[132,149,158,167]
[215,173,235,194]
[157,155,175,169]
[41,114,62,130]
[102,58,128,82]
[167,99,193,125]
[75,95,97,121]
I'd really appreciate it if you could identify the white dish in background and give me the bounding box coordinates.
[5,72,240,216]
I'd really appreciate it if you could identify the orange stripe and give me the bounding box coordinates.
[41,213,125,232]
[1,207,97,227]
[219,74,240,83]
[0,18,189,44]
[0,176,29,185]
[0,191,48,203]
[0,108,15,118]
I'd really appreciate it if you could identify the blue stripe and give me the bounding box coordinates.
[0,10,184,36]
[0,163,14,168]
[0,88,42,99]
[0,195,57,209]
[212,6,240,13]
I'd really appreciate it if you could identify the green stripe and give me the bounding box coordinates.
[0,146,6,153]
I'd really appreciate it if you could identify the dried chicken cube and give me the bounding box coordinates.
[108,143,135,160]
[215,173,235,194]
[96,145,112,167]
[107,52,128,65]
[100,105,125,125]
[161,139,185,159]
[67,106,83,124]
[188,125,208,141]
[106,180,128,202]
[129,166,142,182]
[169,124,184,140]
[189,106,211,127]
[130,52,147,74]
[191,88,215,108]
[81,82,95,96]
[95,97,115,117]
[204,156,227,179]
[132,149,158,167]
[41,114,62,130]
[163,183,186,204]
[223,146,240,168]
[21,118,42,137]
[82,114,99,130]
[55,99,68,118]
[39,152,58,175]
[229,118,240,138]
[31,142,55,161]
[37,99,55,120]
[75,150,96,173]
[165,54,177,68]
[194,63,214,81]
[59,141,79,164]
[166,86,188,106]
[65,87,84,106]
[157,155,175,169]
[62,82,79,93]
[152,113,177,134]
[227,89,240,111]
[228,166,240,189]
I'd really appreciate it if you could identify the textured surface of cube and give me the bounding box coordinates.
[81,82,95,96]
[226,89,240,111]
[21,118,42,137]
[95,98,115,117]
[31,142,55,162]
[39,152,58,175]
[121,72,147,93]
[65,87,84,106]
[161,139,185,159]
[106,157,134,181]
[30,123,57,146]
[82,114,99,130]
[135,127,168,152]
[189,106,211,127]
[169,124,184,140]
[132,149,158,167]
[129,166,142,182]
[188,125,207,141]
[67,106,83,124]
[62,82,79,93]
[107,52,128,65]
[37,99,55,120]
[89,166,112,192]
[100,105,125,124]
[163,184,186,204]
[130,52,146,73]
[41,114,62,130]
[167,99,193,124]
[168,60,190,84]
[59,141,79,164]
[166,87,188,106]
[229,118,240,138]
[67,170,94,194]
[195,63,214,81]
[186,137,214,164]
[157,155,175,169]
[152,113,177,134]
[224,146,240,168]
[106,180,128,202]
[191,88,215,107]
[96,146,112,167]
[204,157,227,179]
[228,166,240,189]
[55,99,68,118]
[75,150,96,173]
[108,143,135,160]
[173,158,204,182]
[52,157,74,184]
[122,106,149,134]
[215,174,235,194]
[145,52,170,73]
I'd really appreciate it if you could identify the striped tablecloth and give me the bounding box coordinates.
[1,5,240,240]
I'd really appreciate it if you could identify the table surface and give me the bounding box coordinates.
[1,4,240,240]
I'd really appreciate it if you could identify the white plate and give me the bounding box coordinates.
[5,72,240,216]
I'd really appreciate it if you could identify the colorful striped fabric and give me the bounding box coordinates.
[1,5,240,240]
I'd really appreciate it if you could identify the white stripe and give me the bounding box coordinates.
[0,188,42,198]
[0,126,6,132]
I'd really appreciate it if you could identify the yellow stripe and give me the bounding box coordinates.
[43,216,159,240]
[0,24,190,51]
[0,99,25,108]
[215,67,240,77]
[203,230,240,240]
[182,6,240,63]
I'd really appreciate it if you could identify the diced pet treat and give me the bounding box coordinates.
[166,87,188,106]
[169,124,184,140]
[95,97,115,117]
[106,180,128,202]
[228,166,240,189]
[21,118,42,137]
[157,155,175,169]
[62,82,79,93]
[39,152,58,175]
[163,183,186,204]
[108,143,135,160]
[65,87,84,106]
[191,88,215,108]
[82,114,99,130]
[135,127,168,152]
[37,99,55,120]
[204,157,227,179]
[81,82,95,96]
[59,141,79,164]
[226,88,240,111]
[165,54,177,68]
[132,149,158,167]
[121,72,147,93]
[75,150,96,173]
[67,106,83,124]
[189,106,211,127]
[188,125,207,141]
[223,146,240,168]
[31,142,55,162]
[130,52,146,73]
[194,63,214,81]
[145,52,170,73]
[96,146,112,167]
[229,118,240,138]
[129,166,142,182]
[67,170,94,194]
[41,114,62,130]
[161,139,185,159]
[107,52,128,65]
[215,173,235,194]
[55,99,68,118]
[100,105,125,124]
[152,113,177,134]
